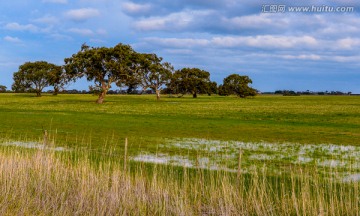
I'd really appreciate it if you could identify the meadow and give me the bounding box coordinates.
[0,93,359,215]
[1,93,359,146]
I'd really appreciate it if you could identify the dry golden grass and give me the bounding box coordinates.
[0,147,359,215]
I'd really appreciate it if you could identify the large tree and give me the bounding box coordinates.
[12,61,62,97]
[64,43,135,104]
[134,53,173,100]
[221,74,257,98]
[170,68,212,98]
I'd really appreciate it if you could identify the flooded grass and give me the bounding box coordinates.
[0,140,68,151]
[132,138,360,181]
[2,137,359,182]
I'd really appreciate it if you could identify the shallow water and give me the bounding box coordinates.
[1,141,68,152]
[131,138,360,181]
[2,138,359,181]
[343,173,360,182]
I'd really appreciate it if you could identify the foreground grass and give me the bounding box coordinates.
[0,147,359,215]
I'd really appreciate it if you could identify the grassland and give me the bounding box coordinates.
[0,93,359,148]
[0,93,359,215]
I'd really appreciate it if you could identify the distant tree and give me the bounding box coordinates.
[64,43,135,104]
[169,68,212,98]
[12,61,62,97]
[221,74,257,98]
[283,90,300,96]
[133,53,173,100]
[0,85,7,93]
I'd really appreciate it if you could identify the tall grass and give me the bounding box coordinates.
[0,146,358,215]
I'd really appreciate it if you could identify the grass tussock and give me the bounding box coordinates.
[0,147,359,215]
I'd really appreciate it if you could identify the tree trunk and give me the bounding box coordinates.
[192,92,197,98]
[96,84,108,104]
[156,90,161,100]
[53,86,59,96]
[36,91,41,97]
[96,91,106,104]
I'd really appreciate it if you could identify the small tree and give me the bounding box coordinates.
[134,53,173,100]
[0,85,7,93]
[12,61,62,97]
[170,68,212,98]
[221,74,257,98]
[64,43,135,104]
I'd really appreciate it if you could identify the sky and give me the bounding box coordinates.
[1,0,359,93]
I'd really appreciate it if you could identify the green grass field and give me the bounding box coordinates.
[1,93,359,214]
[1,93,359,147]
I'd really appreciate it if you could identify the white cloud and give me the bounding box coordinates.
[163,49,193,55]
[67,28,106,37]
[222,14,289,29]
[65,8,100,22]
[33,15,59,25]
[335,38,360,50]
[145,37,210,48]
[42,0,67,3]
[3,36,22,43]
[68,28,94,36]
[96,29,107,35]
[212,35,318,49]
[282,54,322,61]
[331,55,360,63]
[144,35,319,49]
[90,38,106,43]
[134,10,212,31]
[4,22,39,32]
[50,33,72,41]
[122,2,152,14]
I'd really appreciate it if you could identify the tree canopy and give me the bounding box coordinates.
[11,42,257,100]
[12,61,62,97]
[219,74,257,98]
[133,53,173,100]
[169,68,212,98]
[64,43,135,104]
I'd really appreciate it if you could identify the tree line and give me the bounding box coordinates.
[273,90,353,96]
[11,43,257,103]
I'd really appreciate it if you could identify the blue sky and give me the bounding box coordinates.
[1,0,359,92]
